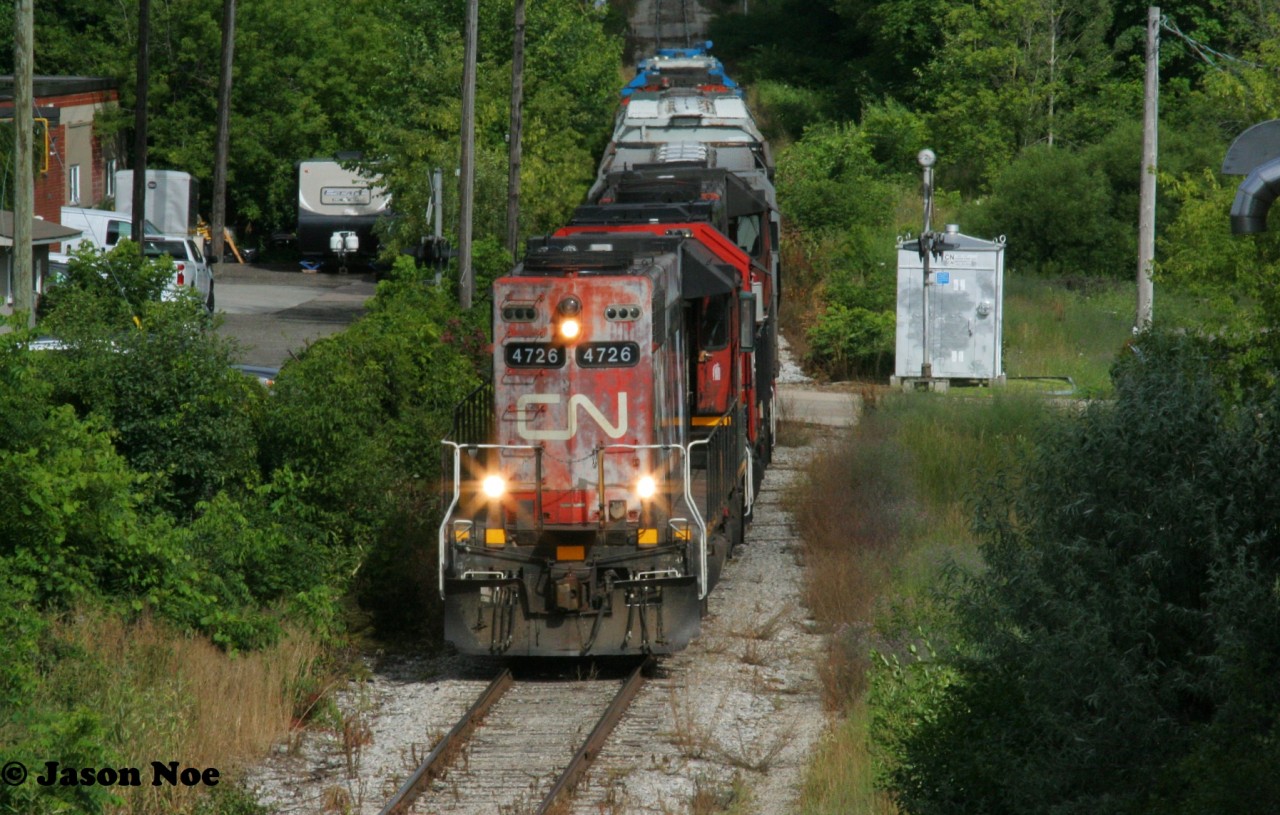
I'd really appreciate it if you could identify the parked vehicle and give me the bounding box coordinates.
[60,206,162,253]
[115,169,200,238]
[296,156,390,271]
[142,236,215,311]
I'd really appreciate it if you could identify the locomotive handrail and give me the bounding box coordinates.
[682,437,715,599]
[443,381,495,444]
[438,440,542,600]
[597,442,708,599]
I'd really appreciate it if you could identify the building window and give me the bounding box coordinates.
[105,159,116,200]
[68,164,81,205]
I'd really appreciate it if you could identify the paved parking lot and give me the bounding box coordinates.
[214,263,375,367]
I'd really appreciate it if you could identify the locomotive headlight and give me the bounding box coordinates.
[481,474,506,499]
[558,317,581,341]
[556,295,583,341]
[636,475,657,500]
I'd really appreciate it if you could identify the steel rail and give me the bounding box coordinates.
[534,659,652,814]
[377,669,515,815]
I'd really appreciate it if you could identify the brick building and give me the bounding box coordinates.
[0,76,118,320]
[0,75,122,220]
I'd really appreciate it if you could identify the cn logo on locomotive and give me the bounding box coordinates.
[515,393,628,441]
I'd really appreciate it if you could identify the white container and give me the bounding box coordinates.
[115,169,199,237]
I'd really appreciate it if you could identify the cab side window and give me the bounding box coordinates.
[732,214,761,258]
[698,294,731,350]
[106,220,131,246]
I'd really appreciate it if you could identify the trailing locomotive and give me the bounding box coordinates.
[438,47,779,657]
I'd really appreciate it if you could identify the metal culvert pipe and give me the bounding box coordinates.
[1231,156,1280,234]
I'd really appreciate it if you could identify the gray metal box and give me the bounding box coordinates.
[894,227,1006,384]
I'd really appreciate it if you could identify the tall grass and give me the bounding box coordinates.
[792,392,1047,814]
[39,608,323,815]
[799,700,896,815]
[1002,276,1232,396]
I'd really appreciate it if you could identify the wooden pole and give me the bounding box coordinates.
[1137,6,1159,330]
[131,0,151,247]
[13,0,35,327]
[211,0,237,268]
[506,0,526,258]
[458,0,478,309]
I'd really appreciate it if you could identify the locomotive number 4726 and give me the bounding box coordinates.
[577,341,639,367]
[505,343,565,368]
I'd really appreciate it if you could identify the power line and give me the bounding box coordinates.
[1160,15,1260,71]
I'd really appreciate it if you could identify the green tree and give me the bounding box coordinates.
[35,294,263,518]
[259,258,484,635]
[915,0,1120,191]
[878,332,1280,814]
[966,144,1128,276]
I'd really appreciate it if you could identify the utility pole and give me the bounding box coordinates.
[431,166,444,286]
[211,0,237,268]
[506,0,526,258]
[1136,6,1159,331]
[12,0,35,327]
[131,0,151,247]
[458,0,478,310]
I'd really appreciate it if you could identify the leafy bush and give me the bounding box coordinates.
[965,144,1129,276]
[753,80,828,142]
[261,258,484,636]
[38,241,175,319]
[806,303,895,378]
[879,331,1280,813]
[777,122,898,235]
[859,99,931,177]
[35,292,263,518]
[152,492,342,650]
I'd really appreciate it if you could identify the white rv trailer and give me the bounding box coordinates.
[296,157,390,270]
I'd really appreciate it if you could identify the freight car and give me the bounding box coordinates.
[438,49,777,657]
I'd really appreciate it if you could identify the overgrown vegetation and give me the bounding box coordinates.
[794,326,1280,812]
[876,333,1280,813]
[792,389,1043,814]
[0,247,485,814]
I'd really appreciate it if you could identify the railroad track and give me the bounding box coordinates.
[379,660,650,815]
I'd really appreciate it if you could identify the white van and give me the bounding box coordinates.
[60,206,162,253]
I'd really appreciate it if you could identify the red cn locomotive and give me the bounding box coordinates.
[438,45,778,658]
[439,229,772,656]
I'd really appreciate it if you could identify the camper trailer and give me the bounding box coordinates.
[296,157,390,271]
